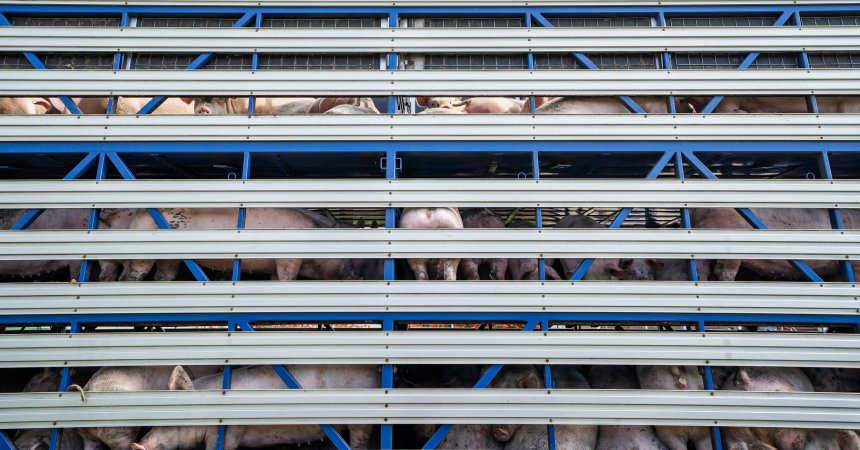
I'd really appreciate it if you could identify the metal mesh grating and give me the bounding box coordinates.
[425,54,528,70]
[137,16,239,28]
[0,53,33,69]
[263,17,379,28]
[419,17,525,28]
[548,16,651,27]
[673,53,798,69]
[807,52,860,68]
[668,16,777,26]
[131,54,252,70]
[534,53,657,69]
[258,54,377,70]
[802,15,860,26]
[41,53,114,69]
[10,16,120,27]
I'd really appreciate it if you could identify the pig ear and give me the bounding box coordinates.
[167,366,194,391]
[180,97,194,104]
[48,97,67,113]
[415,97,429,107]
[518,371,541,389]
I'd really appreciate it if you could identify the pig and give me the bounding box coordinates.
[458,209,508,280]
[1,209,87,280]
[272,98,379,115]
[587,366,668,450]
[636,366,712,450]
[132,365,378,450]
[722,367,813,450]
[71,366,217,450]
[418,107,466,115]
[180,97,314,115]
[682,96,860,114]
[411,365,503,450]
[491,365,597,450]
[802,367,846,392]
[416,97,525,114]
[518,97,560,113]
[77,97,193,115]
[399,208,463,280]
[804,430,860,450]
[323,104,379,115]
[506,221,562,280]
[0,97,69,114]
[14,429,83,450]
[119,208,360,281]
[554,214,631,280]
[691,208,860,281]
[536,96,669,114]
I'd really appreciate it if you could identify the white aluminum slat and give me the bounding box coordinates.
[1,70,857,96]
[0,228,857,260]
[1,330,858,367]
[2,179,859,209]
[0,389,858,429]
[2,27,858,53]
[1,281,856,317]
[0,114,858,141]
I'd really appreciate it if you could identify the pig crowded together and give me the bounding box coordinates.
[4,363,857,450]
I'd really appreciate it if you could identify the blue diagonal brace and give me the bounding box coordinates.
[423,322,539,450]
[106,152,210,281]
[271,367,350,449]
[682,150,824,282]
[570,151,674,280]
[531,13,645,114]
[10,152,99,230]
[0,12,81,114]
[138,12,256,114]
[702,10,793,114]
[0,430,14,450]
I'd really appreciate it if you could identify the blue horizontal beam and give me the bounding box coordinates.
[0,312,857,326]
[0,141,858,155]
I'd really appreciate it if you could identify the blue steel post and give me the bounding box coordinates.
[525,13,537,113]
[107,12,130,114]
[818,151,854,282]
[657,13,677,114]
[570,151,673,280]
[698,320,724,450]
[215,363,233,450]
[791,11,819,113]
[0,431,13,450]
[232,152,251,282]
[247,13,262,114]
[49,322,81,450]
[78,153,108,282]
[10,152,99,230]
[387,13,399,114]
[674,151,698,280]
[381,147,398,450]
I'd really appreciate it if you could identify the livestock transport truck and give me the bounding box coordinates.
[1,0,860,449]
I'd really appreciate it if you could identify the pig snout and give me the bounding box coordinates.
[195,105,213,114]
[492,426,512,442]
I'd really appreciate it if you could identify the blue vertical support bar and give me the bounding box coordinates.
[792,11,819,114]
[674,151,698,280]
[381,147,398,450]
[657,13,676,114]
[232,152,251,282]
[248,13,262,115]
[106,152,210,281]
[570,151,673,280]
[533,149,554,450]
[819,151,854,281]
[138,12,256,114]
[525,13,537,113]
[49,322,81,450]
[681,150,823,282]
[702,10,792,113]
[423,323,539,450]
[387,13,399,114]
[78,153,108,282]
[215,364,233,450]
[107,12,130,114]
[11,152,99,230]
[698,320,723,450]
